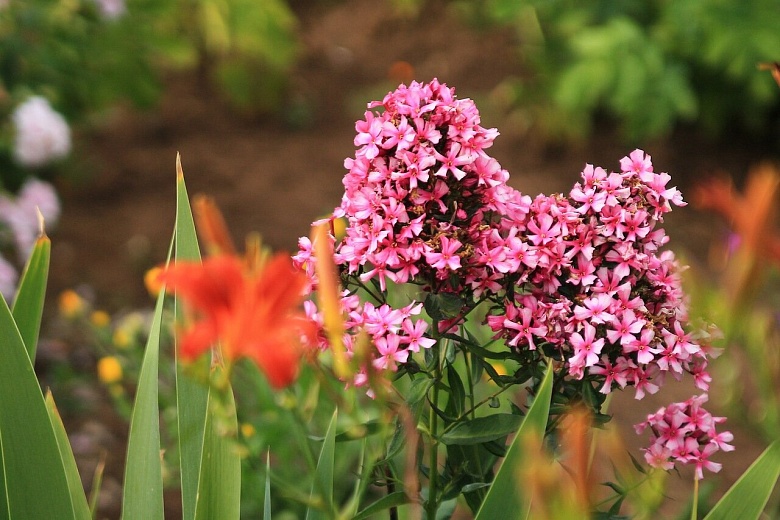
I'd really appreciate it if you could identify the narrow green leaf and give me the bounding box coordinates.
[474,361,554,520]
[173,165,210,520]
[45,392,91,520]
[353,491,411,520]
[193,373,241,520]
[263,452,272,520]
[12,234,50,360]
[0,294,75,519]
[0,432,7,520]
[440,414,523,446]
[306,409,338,520]
[121,289,166,520]
[88,452,106,520]
[704,440,780,520]
[406,377,434,406]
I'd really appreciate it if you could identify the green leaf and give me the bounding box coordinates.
[263,452,272,520]
[45,392,91,520]
[474,361,554,520]
[704,439,780,520]
[306,409,338,520]
[445,365,466,419]
[193,372,241,520]
[173,164,211,520]
[12,234,50,360]
[0,294,75,519]
[424,292,464,321]
[406,377,435,406]
[121,288,166,520]
[352,491,411,520]
[440,414,523,446]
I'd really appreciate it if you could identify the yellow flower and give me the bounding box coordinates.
[58,290,84,318]
[144,266,164,297]
[332,217,347,241]
[97,356,123,384]
[113,329,131,349]
[240,423,256,438]
[90,310,111,328]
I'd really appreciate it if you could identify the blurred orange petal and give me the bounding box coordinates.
[160,253,311,388]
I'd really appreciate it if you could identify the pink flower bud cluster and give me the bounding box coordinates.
[635,395,733,480]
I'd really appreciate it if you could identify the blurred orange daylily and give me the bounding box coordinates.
[693,164,780,299]
[159,253,314,388]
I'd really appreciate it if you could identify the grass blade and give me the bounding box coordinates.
[474,362,554,520]
[704,439,780,520]
[173,159,211,520]
[0,294,75,519]
[306,409,338,520]
[193,371,241,520]
[264,452,272,520]
[120,289,166,519]
[12,233,50,360]
[45,392,91,520]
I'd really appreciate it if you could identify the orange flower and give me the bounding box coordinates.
[159,253,313,388]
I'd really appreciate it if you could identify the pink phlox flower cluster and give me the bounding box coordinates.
[635,395,733,479]
[333,78,531,297]
[489,150,709,400]
[12,96,71,168]
[296,79,533,379]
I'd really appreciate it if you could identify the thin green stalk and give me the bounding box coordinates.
[463,348,476,419]
[691,476,699,520]
[426,321,442,520]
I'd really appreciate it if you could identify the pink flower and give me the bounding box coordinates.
[570,323,605,370]
[425,236,463,271]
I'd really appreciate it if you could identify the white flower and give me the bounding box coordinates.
[12,96,71,168]
[0,254,18,302]
[93,0,126,20]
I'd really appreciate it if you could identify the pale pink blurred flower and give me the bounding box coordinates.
[12,97,71,168]
[93,0,126,20]
[0,254,17,302]
[0,179,59,259]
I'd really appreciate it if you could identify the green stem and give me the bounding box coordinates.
[691,476,699,520]
[426,321,442,519]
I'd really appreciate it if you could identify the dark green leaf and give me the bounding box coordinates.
[445,365,466,419]
[424,292,464,321]
[352,491,410,520]
[406,377,434,406]
[440,414,523,446]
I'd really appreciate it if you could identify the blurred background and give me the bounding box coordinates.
[2,0,779,517]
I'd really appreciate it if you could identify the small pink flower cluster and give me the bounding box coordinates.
[487,150,710,400]
[635,395,734,480]
[302,295,435,381]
